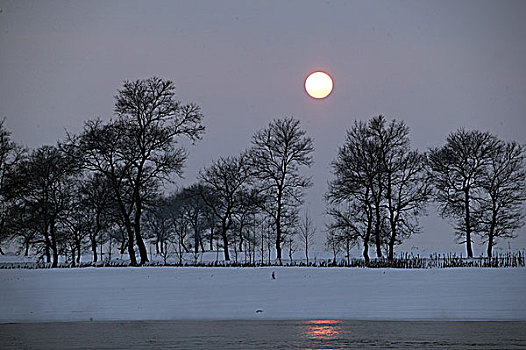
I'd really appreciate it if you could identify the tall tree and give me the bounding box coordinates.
[327,116,429,261]
[80,173,114,262]
[0,119,25,254]
[61,179,92,266]
[250,117,313,264]
[298,209,316,265]
[477,141,526,257]
[368,116,430,260]
[327,121,377,262]
[8,146,77,267]
[428,129,499,257]
[327,119,385,262]
[198,153,253,261]
[67,77,205,265]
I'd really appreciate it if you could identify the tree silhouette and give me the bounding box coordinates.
[477,141,526,257]
[68,77,204,265]
[250,117,313,264]
[198,153,253,261]
[429,129,499,258]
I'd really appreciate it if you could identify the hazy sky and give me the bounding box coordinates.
[1,0,525,253]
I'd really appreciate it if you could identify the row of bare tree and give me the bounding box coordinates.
[326,116,526,261]
[0,77,315,266]
[0,77,524,266]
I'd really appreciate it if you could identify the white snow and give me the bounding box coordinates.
[1,267,525,322]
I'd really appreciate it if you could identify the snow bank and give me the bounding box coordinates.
[1,267,525,322]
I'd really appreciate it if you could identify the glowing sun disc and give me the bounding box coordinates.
[305,71,333,99]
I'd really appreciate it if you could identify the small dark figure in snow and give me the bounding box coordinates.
[272,271,276,280]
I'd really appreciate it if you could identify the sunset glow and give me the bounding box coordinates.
[304,71,333,99]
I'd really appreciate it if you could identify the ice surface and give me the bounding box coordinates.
[1,267,525,322]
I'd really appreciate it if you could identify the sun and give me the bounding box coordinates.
[304,71,333,99]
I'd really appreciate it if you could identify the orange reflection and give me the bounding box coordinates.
[304,320,342,340]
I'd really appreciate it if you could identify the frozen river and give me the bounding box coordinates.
[1,320,525,349]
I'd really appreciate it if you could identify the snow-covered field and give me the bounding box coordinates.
[1,267,525,322]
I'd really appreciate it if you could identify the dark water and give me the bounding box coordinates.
[1,320,525,349]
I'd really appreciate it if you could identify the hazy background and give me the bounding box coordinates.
[1,0,525,253]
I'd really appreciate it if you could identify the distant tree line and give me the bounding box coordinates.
[0,77,524,266]
[327,116,526,261]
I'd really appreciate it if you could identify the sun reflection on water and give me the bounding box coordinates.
[304,320,342,341]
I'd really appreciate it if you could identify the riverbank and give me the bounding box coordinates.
[1,267,525,322]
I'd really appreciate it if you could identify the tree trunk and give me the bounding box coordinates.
[24,242,30,256]
[71,247,76,267]
[363,209,373,263]
[52,247,59,268]
[126,225,136,266]
[113,186,137,266]
[92,215,101,263]
[267,234,272,265]
[346,239,351,266]
[487,207,497,258]
[108,238,112,261]
[133,199,149,265]
[0,246,4,255]
[100,236,104,262]
[388,237,396,260]
[194,226,199,255]
[76,240,81,264]
[260,227,265,265]
[221,220,230,261]
[276,192,283,265]
[50,223,58,268]
[118,212,137,266]
[363,236,370,263]
[233,235,238,263]
[91,238,98,263]
[388,218,397,261]
[374,205,383,258]
[464,189,474,258]
[275,221,282,264]
[305,239,309,265]
[487,235,494,258]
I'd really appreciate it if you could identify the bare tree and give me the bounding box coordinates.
[327,119,383,262]
[179,184,211,260]
[8,146,77,267]
[230,188,261,263]
[368,117,430,260]
[477,141,526,257]
[61,180,92,266]
[298,209,316,265]
[79,173,114,262]
[326,229,344,264]
[327,116,429,261]
[144,196,172,257]
[428,129,499,257]
[0,119,25,254]
[67,77,205,265]
[250,117,314,264]
[198,153,253,261]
